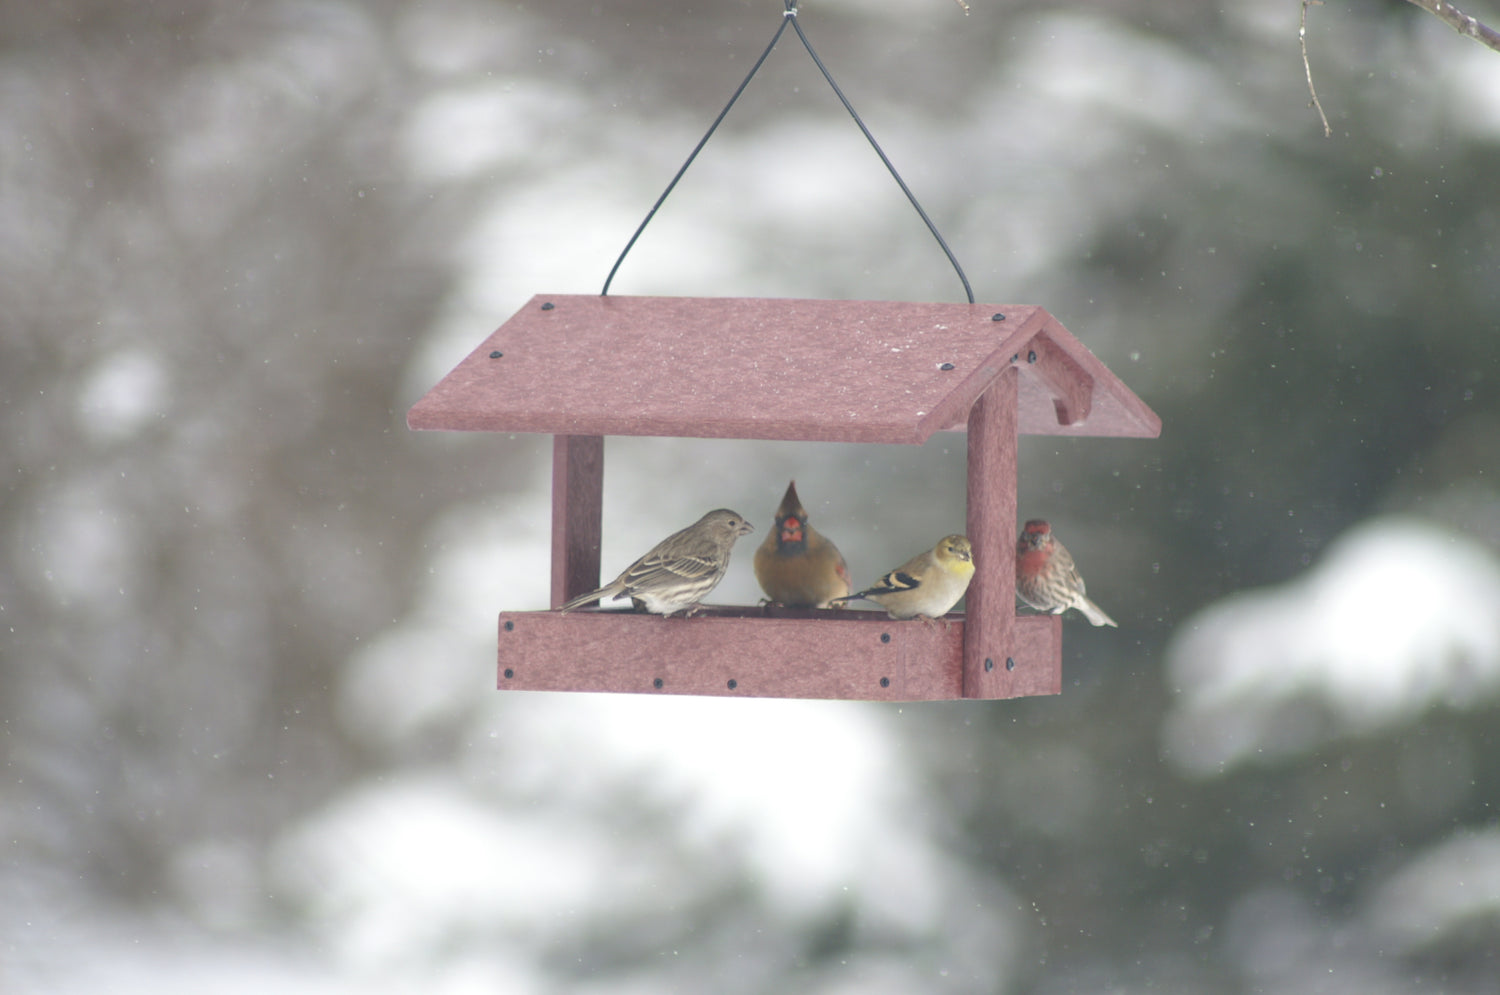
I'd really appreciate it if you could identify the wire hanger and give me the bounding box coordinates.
[601,0,974,304]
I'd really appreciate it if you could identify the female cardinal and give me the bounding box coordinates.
[753,481,852,609]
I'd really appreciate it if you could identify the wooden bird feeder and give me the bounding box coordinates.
[408,293,1160,701]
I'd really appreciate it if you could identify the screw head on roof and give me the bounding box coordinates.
[991,313,1006,321]
[489,350,503,359]
[938,362,955,371]
[1027,350,1037,363]
[540,301,555,310]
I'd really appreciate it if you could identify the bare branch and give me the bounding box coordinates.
[1301,1,1332,137]
[1404,0,1500,53]
[1303,0,1500,136]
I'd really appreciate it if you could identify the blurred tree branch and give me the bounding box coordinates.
[1301,1,1330,137]
[1405,0,1500,52]
[1303,0,1500,135]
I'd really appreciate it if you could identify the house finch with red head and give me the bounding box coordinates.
[1015,519,1117,627]
[833,534,974,621]
[753,480,852,609]
[558,508,753,616]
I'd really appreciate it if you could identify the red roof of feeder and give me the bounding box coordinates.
[407,295,1160,443]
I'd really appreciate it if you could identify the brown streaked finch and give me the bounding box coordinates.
[558,508,754,616]
[832,534,974,621]
[753,480,853,609]
[1015,519,1117,627]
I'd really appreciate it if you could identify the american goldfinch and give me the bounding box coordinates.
[833,534,974,620]
[559,508,754,616]
[1015,519,1117,627]
[753,480,852,609]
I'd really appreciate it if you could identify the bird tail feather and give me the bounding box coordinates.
[559,584,616,612]
[1078,597,1117,627]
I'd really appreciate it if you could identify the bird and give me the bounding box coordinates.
[832,534,974,621]
[558,508,754,616]
[753,480,852,609]
[1014,519,1117,627]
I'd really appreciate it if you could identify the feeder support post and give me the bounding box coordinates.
[963,366,1019,697]
[550,434,604,608]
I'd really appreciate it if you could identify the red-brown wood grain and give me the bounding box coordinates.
[550,435,603,608]
[963,368,1020,697]
[1026,319,1095,427]
[407,295,1160,443]
[497,607,1061,701]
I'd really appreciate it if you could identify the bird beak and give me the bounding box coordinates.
[739,521,755,536]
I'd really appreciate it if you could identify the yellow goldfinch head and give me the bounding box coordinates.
[935,535,975,574]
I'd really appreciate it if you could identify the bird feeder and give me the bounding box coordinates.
[407,293,1160,701]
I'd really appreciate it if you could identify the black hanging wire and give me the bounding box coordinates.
[599,9,792,298]
[782,7,973,304]
[601,1,974,304]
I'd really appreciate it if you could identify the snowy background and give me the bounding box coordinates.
[4,0,1500,991]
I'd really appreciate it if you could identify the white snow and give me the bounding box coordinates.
[1163,516,1500,775]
